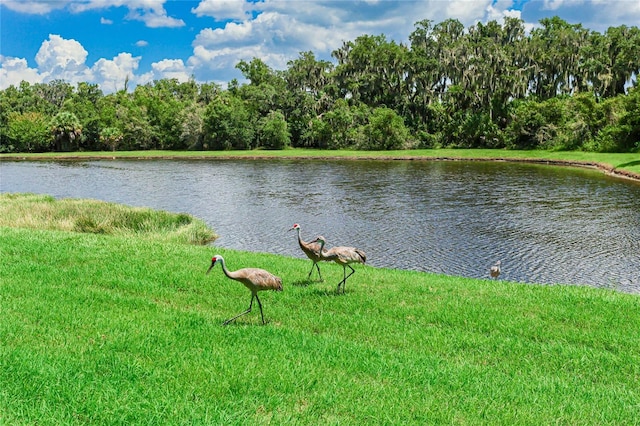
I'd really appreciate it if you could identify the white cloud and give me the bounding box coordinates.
[192,0,248,21]
[3,0,186,28]
[35,34,92,84]
[0,35,153,93]
[542,0,585,10]
[135,40,149,47]
[0,56,43,89]
[71,0,185,28]
[1,0,72,14]
[91,52,149,91]
[150,59,192,82]
[444,0,494,24]
[485,0,519,22]
[100,17,113,24]
[194,21,254,46]
[126,8,185,28]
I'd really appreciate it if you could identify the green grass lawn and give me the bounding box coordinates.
[1,194,639,424]
[2,148,639,179]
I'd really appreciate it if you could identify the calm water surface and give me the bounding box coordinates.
[1,159,639,292]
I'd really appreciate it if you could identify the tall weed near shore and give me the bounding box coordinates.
[1,225,639,424]
[0,193,217,245]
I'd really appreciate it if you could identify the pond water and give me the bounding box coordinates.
[1,159,639,292]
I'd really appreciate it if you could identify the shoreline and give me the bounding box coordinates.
[2,151,639,183]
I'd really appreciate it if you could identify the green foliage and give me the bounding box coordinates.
[99,127,123,151]
[178,104,205,150]
[50,111,82,151]
[203,93,255,150]
[4,112,52,152]
[505,98,569,150]
[1,18,639,153]
[258,110,290,149]
[62,82,103,150]
[133,79,197,150]
[619,86,640,151]
[361,107,412,150]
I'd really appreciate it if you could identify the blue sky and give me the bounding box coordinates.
[1,0,639,92]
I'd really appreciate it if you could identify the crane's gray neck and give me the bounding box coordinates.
[218,257,233,279]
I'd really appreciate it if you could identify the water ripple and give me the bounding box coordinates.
[2,159,639,292]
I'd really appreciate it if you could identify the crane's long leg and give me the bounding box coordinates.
[255,294,265,325]
[223,294,255,325]
[307,262,323,281]
[337,265,356,294]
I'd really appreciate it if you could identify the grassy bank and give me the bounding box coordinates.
[0,193,217,245]
[1,197,639,424]
[2,148,639,181]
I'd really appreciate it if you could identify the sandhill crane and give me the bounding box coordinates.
[288,223,324,281]
[206,255,283,325]
[490,260,501,279]
[312,236,366,294]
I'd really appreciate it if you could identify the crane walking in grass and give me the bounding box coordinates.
[312,236,366,294]
[288,223,324,281]
[206,255,283,325]
[490,260,502,279]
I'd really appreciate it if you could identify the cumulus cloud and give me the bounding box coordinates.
[35,34,92,84]
[135,40,149,47]
[192,0,248,21]
[0,56,43,89]
[21,35,194,91]
[150,59,192,82]
[91,52,149,91]
[100,17,113,24]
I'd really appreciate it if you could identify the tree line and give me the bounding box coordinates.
[1,16,639,154]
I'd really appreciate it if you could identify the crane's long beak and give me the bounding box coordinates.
[206,260,216,275]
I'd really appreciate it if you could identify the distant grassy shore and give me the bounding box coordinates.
[1,193,639,424]
[0,193,217,245]
[2,148,639,182]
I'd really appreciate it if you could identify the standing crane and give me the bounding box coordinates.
[490,260,501,279]
[312,236,366,294]
[288,223,324,281]
[206,255,283,325]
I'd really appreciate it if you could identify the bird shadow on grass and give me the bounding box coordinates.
[308,287,347,297]
[290,278,321,287]
[216,318,273,327]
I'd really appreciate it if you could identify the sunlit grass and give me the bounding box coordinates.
[1,222,639,424]
[0,193,217,245]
